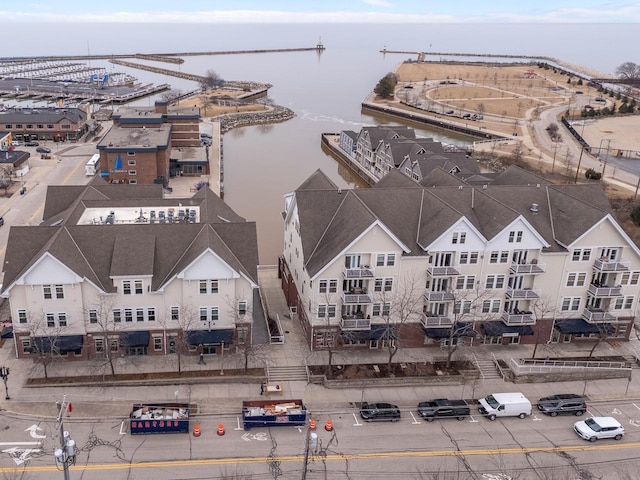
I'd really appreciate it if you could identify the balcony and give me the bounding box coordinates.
[582,307,617,323]
[424,290,455,302]
[510,260,546,275]
[501,311,536,325]
[422,313,454,328]
[427,265,460,276]
[505,288,540,300]
[341,291,373,304]
[340,317,371,330]
[594,258,630,272]
[343,266,374,279]
[587,284,622,297]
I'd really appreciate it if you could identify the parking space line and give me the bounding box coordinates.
[352,413,362,427]
[409,412,421,425]
[632,403,640,411]
[531,413,542,421]
[469,414,479,423]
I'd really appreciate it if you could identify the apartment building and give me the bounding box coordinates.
[280,166,640,352]
[1,179,259,361]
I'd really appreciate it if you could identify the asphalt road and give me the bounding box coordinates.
[1,398,639,479]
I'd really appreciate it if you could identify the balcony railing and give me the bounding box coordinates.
[510,261,546,274]
[501,311,536,325]
[340,317,371,330]
[505,288,540,299]
[424,290,455,302]
[343,266,374,278]
[427,265,460,276]
[594,258,630,272]
[587,284,622,297]
[582,307,617,323]
[341,291,373,304]
[422,314,454,327]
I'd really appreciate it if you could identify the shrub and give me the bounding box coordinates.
[631,206,640,226]
[585,168,602,180]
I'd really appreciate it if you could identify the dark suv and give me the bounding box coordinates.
[537,394,587,417]
[359,402,401,422]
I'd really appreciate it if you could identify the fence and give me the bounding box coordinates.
[509,357,631,375]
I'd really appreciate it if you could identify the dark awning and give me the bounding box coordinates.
[32,335,84,353]
[121,331,150,348]
[186,329,234,347]
[554,318,615,335]
[481,321,534,337]
[342,324,394,341]
[423,322,475,339]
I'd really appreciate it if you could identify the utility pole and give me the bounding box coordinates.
[601,139,612,177]
[574,147,585,184]
[54,395,76,480]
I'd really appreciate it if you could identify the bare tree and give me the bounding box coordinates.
[0,166,12,196]
[27,311,67,379]
[529,295,557,359]
[85,295,124,377]
[157,303,200,374]
[161,88,184,104]
[375,273,424,371]
[224,294,266,374]
[615,62,640,84]
[200,69,224,91]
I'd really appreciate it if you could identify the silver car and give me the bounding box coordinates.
[574,416,624,442]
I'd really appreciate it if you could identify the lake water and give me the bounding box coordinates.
[2,22,637,263]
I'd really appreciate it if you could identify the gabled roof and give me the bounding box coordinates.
[3,184,258,295]
[293,169,619,272]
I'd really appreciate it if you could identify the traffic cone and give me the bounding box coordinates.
[217,423,225,436]
[324,419,333,432]
[193,424,201,437]
[309,418,316,431]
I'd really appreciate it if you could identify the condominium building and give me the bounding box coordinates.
[280,166,640,352]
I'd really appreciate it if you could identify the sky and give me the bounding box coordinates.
[2,1,639,23]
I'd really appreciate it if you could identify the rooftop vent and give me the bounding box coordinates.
[530,203,539,214]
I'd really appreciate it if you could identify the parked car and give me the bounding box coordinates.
[36,147,52,154]
[478,392,532,420]
[11,141,21,146]
[359,402,401,422]
[445,109,454,115]
[595,97,606,103]
[537,394,587,417]
[200,133,212,140]
[418,398,470,421]
[574,417,624,442]
[462,113,471,119]
[575,90,584,94]
[25,141,39,147]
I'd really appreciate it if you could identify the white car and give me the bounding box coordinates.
[574,416,624,442]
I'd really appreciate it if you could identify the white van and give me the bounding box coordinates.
[478,392,532,420]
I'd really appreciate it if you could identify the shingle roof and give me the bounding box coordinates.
[294,169,616,276]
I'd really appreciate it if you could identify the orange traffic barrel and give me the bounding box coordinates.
[217,423,225,436]
[325,419,333,432]
[309,418,316,430]
[193,424,201,437]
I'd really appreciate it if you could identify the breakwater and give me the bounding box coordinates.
[217,105,295,134]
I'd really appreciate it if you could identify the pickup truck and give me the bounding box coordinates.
[417,398,470,421]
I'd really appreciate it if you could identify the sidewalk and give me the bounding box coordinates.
[0,267,639,420]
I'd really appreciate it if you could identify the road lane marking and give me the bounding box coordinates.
[6,441,640,473]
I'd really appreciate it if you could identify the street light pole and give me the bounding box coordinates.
[54,395,76,480]
[0,367,9,400]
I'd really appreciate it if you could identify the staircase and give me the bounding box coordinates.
[267,365,309,382]
[473,358,504,380]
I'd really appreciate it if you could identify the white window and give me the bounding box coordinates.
[113,309,122,323]
[456,275,475,290]
[571,249,591,261]
[199,280,219,294]
[460,252,479,264]
[136,308,144,322]
[319,279,338,294]
[46,313,67,327]
[43,284,64,299]
[566,272,587,287]
[621,271,640,286]
[376,253,396,267]
[452,232,466,244]
[454,301,471,314]
[123,281,132,295]
[374,278,393,292]
[561,297,581,311]
[614,296,634,310]
[482,299,501,313]
[200,307,219,323]
[17,309,27,324]
[124,308,133,322]
[88,309,98,324]
[485,275,505,289]
[147,307,156,322]
[372,302,391,317]
[153,336,163,352]
[508,231,523,243]
[21,339,31,354]
[211,307,219,321]
[128,159,136,166]
[170,306,180,321]
[238,301,247,315]
[128,170,136,175]
[317,304,337,318]
[489,251,509,264]
[95,338,105,353]
[135,280,143,295]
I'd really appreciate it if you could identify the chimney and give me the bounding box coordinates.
[530,203,539,214]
